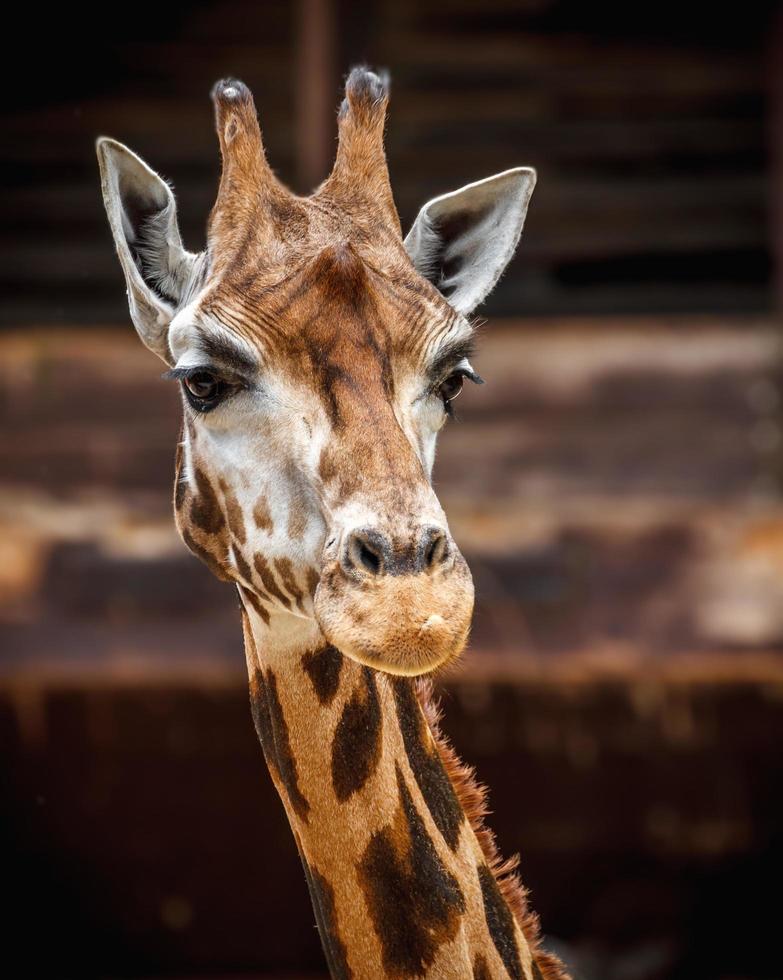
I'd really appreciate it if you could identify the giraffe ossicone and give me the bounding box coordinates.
[97,66,568,979]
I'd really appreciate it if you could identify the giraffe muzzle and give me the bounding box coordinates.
[314,523,474,676]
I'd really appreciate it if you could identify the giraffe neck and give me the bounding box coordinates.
[240,603,565,980]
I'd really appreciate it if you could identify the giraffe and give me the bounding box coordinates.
[96,68,569,980]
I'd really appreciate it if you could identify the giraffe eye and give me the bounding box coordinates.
[438,372,465,407]
[182,371,229,412]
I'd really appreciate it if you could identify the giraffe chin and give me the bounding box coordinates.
[313,558,475,677]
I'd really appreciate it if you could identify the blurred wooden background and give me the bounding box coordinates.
[2,2,783,979]
[1,0,778,323]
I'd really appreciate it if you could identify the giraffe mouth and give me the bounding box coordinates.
[313,551,475,676]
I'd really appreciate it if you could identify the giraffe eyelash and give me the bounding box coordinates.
[427,336,477,382]
[426,363,484,401]
[162,365,244,414]
[163,365,227,383]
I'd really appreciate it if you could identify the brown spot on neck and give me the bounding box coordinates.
[249,667,310,821]
[478,864,524,980]
[331,667,382,801]
[393,679,465,851]
[301,861,353,980]
[357,765,465,977]
[472,954,492,980]
[302,646,343,706]
[413,679,572,980]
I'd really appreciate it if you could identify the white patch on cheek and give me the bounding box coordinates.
[182,424,196,489]
[200,382,330,581]
[404,380,445,481]
[290,416,333,563]
[420,426,439,478]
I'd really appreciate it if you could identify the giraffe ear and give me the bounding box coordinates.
[404,167,536,315]
[96,138,200,363]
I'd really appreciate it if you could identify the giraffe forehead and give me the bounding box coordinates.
[201,240,458,374]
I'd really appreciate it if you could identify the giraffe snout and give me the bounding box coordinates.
[315,520,473,676]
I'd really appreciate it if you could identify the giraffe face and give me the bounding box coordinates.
[167,237,477,674]
[97,69,535,675]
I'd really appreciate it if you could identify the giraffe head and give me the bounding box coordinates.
[97,68,535,675]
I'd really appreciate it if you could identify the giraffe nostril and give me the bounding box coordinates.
[356,540,381,574]
[341,525,451,577]
[420,525,450,571]
[344,528,388,577]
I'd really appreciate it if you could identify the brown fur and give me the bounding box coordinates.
[274,556,306,612]
[415,678,570,980]
[287,497,308,540]
[357,764,466,977]
[220,477,247,544]
[253,498,274,532]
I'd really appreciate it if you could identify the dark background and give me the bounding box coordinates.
[3,0,779,324]
[2,2,783,978]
